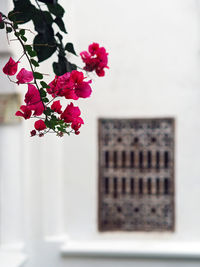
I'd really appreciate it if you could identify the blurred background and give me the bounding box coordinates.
[0,0,200,266]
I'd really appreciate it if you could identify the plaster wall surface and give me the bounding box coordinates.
[1,0,200,266]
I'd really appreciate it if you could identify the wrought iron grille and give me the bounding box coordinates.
[98,118,175,231]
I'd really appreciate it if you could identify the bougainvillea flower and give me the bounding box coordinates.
[3,57,19,76]
[15,105,32,120]
[64,89,79,100]
[56,72,73,90]
[75,81,92,98]
[88,43,100,56]
[80,43,109,77]
[30,130,36,136]
[25,84,44,116]
[70,70,84,84]
[71,121,82,135]
[48,73,74,98]
[0,13,3,23]
[34,120,46,131]
[51,100,62,114]
[61,102,84,126]
[16,68,34,84]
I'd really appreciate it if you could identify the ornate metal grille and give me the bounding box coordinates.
[98,118,175,231]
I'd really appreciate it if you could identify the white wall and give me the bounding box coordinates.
[1,0,200,266]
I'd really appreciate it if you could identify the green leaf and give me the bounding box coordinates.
[0,22,4,29]
[47,3,65,18]
[45,118,56,130]
[25,45,37,57]
[33,10,54,33]
[21,35,27,42]
[43,107,52,116]
[54,17,67,33]
[39,88,47,97]
[6,27,12,33]
[13,23,18,29]
[9,4,36,24]
[31,58,39,67]
[56,32,63,41]
[64,43,77,56]
[33,33,57,62]
[40,81,50,88]
[29,50,37,57]
[34,72,43,79]
[43,97,49,103]
[15,31,20,37]
[19,29,25,35]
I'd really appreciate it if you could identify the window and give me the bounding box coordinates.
[98,118,175,231]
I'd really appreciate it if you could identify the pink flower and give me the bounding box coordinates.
[88,43,99,56]
[48,73,74,98]
[0,13,3,23]
[51,100,62,114]
[75,81,92,98]
[34,120,46,131]
[70,70,84,84]
[30,130,36,136]
[3,57,19,76]
[61,102,84,126]
[15,105,32,120]
[16,68,33,84]
[70,70,92,99]
[25,84,44,116]
[80,43,109,77]
[64,89,79,100]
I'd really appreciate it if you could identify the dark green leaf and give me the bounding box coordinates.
[47,3,65,17]
[19,29,25,35]
[0,22,4,29]
[33,10,54,33]
[31,58,39,67]
[56,32,63,41]
[6,27,12,33]
[39,88,47,97]
[9,4,36,24]
[40,81,50,88]
[25,45,32,52]
[54,17,67,33]
[33,33,57,62]
[21,35,27,42]
[43,107,52,116]
[34,72,43,79]
[65,42,77,56]
[43,97,49,103]
[15,31,20,37]
[13,23,18,29]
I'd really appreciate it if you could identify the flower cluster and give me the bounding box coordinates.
[1,13,108,138]
[80,43,109,77]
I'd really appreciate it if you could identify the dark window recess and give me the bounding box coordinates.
[99,118,175,231]
[164,151,169,168]
[122,151,126,168]
[139,178,143,194]
[130,178,134,194]
[156,151,160,169]
[147,178,152,195]
[104,177,109,194]
[113,151,118,168]
[105,151,109,168]
[164,178,170,195]
[130,151,135,168]
[122,177,126,194]
[139,151,143,169]
[156,178,160,195]
[113,177,118,198]
[147,151,152,169]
